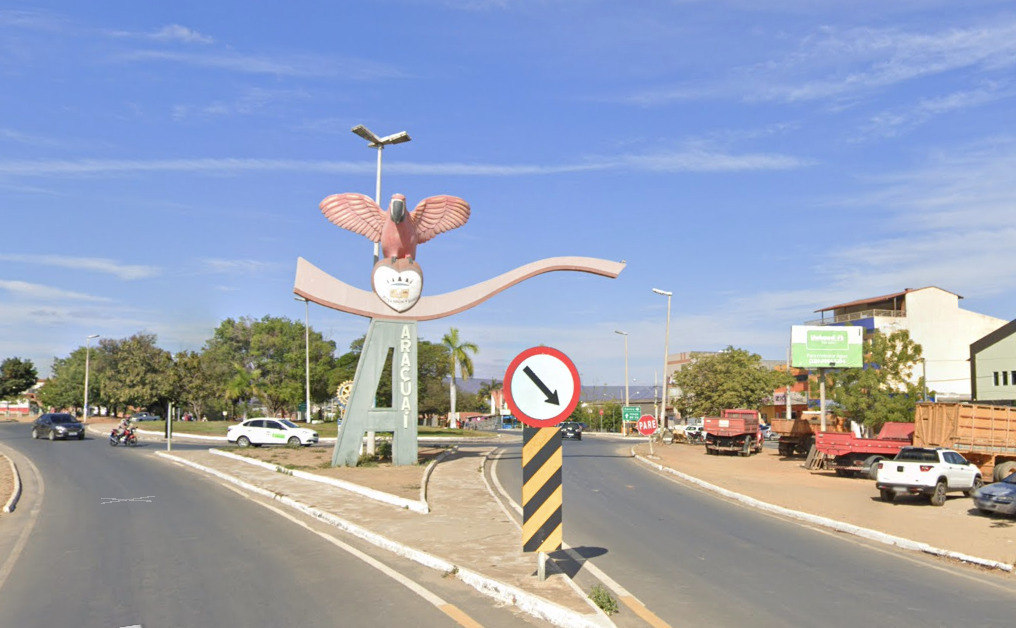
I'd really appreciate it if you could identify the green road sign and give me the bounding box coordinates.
[622,406,641,422]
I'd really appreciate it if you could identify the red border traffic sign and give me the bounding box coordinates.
[504,346,581,428]
[636,414,658,436]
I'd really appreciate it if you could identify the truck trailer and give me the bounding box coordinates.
[814,422,915,478]
[912,402,1016,482]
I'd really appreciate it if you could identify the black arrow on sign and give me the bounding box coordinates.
[523,366,560,405]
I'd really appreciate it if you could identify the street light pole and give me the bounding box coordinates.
[294,296,311,422]
[652,288,672,428]
[83,334,99,423]
[614,330,629,406]
[351,124,411,264]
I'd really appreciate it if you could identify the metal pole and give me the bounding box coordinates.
[785,346,792,421]
[373,146,383,264]
[304,298,311,422]
[922,358,928,402]
[819,368,827,432]
[83,339,92,423]
[662,292,671,428]
[623,335,630,407]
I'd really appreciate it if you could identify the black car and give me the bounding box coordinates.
[32,413,85,440]
[560,421,582,440]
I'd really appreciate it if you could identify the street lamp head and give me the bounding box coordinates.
[651,288,672,297]
[378,131,411,145]
[86,334,99,339]
[351,124,381,145]
[352,124,411,148]
[614,330,628,336]
[294,295,308,302]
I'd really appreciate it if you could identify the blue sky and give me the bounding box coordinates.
[2,1,1015,387]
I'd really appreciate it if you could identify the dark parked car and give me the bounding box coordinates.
[560,421,582,440]
[32,413,85,440]
[973,472,1016,516]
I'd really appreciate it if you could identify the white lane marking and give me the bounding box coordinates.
[488,447,639,598]
[215,482,462,614]
[101,496,154,504]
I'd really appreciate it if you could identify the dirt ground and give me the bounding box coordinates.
[0,454,13,513]
[634,440,1016,569]
[225,445,447,500]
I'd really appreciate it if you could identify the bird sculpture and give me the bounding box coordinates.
[319,192,470,262]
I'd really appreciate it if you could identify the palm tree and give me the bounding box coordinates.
[477,378,503,415]
[441,327,478,428]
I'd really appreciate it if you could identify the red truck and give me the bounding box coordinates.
[704,409,763,456]
[814,422,915,478]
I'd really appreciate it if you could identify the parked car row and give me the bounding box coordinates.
[874,446,1016,516]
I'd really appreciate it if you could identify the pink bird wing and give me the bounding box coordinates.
[411,195,471,244]
[319,193,385,242]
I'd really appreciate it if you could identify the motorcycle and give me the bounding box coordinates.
[109,426,138,447]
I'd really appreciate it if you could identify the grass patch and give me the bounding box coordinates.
[589,585,618,615]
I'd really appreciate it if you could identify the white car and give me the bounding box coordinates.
[227,418,319,447]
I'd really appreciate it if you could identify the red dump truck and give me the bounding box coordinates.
[704,409,763,456]
[771,411,849,457]
[912,402,1016,482]
[814,422,915,478]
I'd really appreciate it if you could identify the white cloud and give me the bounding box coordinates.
[117,49,404,80]
[0,148,811,179]
[626,18,1016,106]
[172,87,311,120]
[0,254,160,280]
[201,259,278,274]
[150,24,214,44]
[860,83,1010,139]
[0,280,110,302]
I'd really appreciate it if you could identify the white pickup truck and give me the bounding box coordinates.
[874,447,983,506]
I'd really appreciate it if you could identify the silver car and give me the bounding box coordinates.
[973,472,1016,516]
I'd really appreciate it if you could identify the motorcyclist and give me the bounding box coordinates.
[112,417,131,442]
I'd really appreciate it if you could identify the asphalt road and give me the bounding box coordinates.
[0,423,535,627]
[493,434,1016,626]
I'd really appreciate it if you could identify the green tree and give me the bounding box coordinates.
[671,346,793,417]
[441,328,478,427]
[171,351,221,419]
[203,316,337,417]
[36,347,97,412]
[829,329,925,432]
[476,378,502,414]
[99,333,174,413]
[0,357,38,400]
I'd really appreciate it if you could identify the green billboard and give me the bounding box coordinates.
[791,325,863,368]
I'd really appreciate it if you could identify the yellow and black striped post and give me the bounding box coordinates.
[522,425,562,554]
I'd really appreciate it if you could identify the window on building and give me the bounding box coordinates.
[1005,371,1011,386]
[995,372,1000,386]
[1012,370,1016,385]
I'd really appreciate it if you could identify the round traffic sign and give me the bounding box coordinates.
[636,414,658,436]
[503,346,581,428]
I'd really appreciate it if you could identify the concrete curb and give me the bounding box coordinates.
[2,453,21,513]
[632,451,1015,573]
[208,448,430,514]
[420,446,456,506]
[156,452,602,628]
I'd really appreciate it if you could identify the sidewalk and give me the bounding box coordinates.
[155,444,608,627]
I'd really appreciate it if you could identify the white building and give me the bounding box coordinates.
[970,319,1016,404]
[810,287,1007,400]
